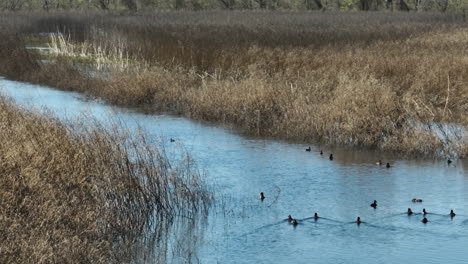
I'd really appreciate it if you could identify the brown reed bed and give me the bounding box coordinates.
[0,95,211,263]
[1,11,467,157]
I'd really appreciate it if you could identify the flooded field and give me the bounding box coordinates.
[1,78,467,264]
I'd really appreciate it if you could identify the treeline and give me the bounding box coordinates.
[2,0,468,12]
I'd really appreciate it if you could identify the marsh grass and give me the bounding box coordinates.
[0,96,211,263]
[1,11,467,157]
[47,32,140,72]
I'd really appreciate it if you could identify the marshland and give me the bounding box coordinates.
[1,7,468,264]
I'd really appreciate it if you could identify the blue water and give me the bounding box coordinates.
[1,78,467,264]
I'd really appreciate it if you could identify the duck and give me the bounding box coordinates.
[170,138,175,142]
[306,146,311,152]
[450,209,456,217]
[421,217,429,224]
[447,159,452,165]
[422,208,428,215]
[370,200,377,208]
[260,192,265,200]
[329,154,334,160]
[287,215,293,223]
[412,198,423,203]
[291,219,298,226]
[320,150,323,155]
[407,208,413,215]
[313,212,319,220]
[386,162,391,168]
[355,217,362,225]
[376,160,382,166]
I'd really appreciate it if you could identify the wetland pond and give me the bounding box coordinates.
[1,78,467,264]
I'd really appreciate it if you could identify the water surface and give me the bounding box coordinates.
[1,78,467,264]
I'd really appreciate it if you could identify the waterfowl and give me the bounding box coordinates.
[422,208,427,215]
[386,162,391,168]
[170,138,175,142]
[329,154,334,161]
[370,200,377,208]
[306,146,311,152]
[376,160,382,166]
[450,209,456,217]
[407,208,413,215]
[355,217,362,225]
[260,192,265,200]
[448,159,452,165]
[313,212,319,220]
[421,217,429,224]
[291,219,298,226]
[320,150,323,155]
[287,215,293,222]
[412,198,423,203]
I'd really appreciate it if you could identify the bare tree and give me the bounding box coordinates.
[98,0,110,9]
[360,0,370,10]
[175,0,185,8]
[122,0,137,11]
[305,0,323,9]
[43,0,49,10]
[255,0,267,8]
[413,0,424,11]
[240,0,253,8]
[388,0,410,10]
[438,0,449,12]
[219,0,235,9]
[3,0,25,10]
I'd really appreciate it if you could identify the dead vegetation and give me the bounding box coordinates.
[0,96,211,263]
[1,11,467,157]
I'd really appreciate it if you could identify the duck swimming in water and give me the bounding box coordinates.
[313,212,319,220]
[291,219,298,226]
[421,217,429,224]
[320,150,323,155]
[370,200,377,208]
[170,138,175,142]
[407,208,413,215]
[329,154,334,160]
[386,162,391,168]
[260,192,265,200]
[376,160,382,166]
[422,208,427,215]
[355,217,362,225]
[306,146,311,152]
[450,209,456,217]
[287,215,293,222]
[412,198,423,203]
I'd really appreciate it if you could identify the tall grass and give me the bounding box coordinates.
[1,11,467,157]
[0,96,211,263]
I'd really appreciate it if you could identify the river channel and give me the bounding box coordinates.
[1,78,467,264]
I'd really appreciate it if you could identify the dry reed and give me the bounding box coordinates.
[1,11,467,157]
[0,96,211,263]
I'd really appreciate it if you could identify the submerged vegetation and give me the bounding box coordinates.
[1,11,467,157]
[0,95,211,263]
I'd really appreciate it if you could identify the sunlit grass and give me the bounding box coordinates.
[1,11,467,157]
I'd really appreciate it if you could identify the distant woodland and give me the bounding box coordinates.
[2,0,468,12]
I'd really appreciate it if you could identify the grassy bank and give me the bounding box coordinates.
[0,95,211,263]
[1,11,467,157]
